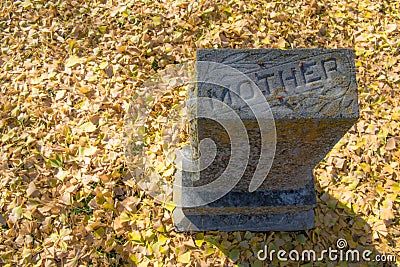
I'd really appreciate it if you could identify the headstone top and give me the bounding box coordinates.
[197,48,358,120]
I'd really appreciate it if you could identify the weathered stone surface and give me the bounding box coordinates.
[173,49,359,232]
[196,49,358,120]
[174,208,314,232]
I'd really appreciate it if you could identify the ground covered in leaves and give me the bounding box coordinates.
[0,0,399,266]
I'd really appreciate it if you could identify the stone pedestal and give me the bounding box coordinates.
[174,49,359,232]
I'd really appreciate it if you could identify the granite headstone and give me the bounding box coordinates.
[173,48,359,231]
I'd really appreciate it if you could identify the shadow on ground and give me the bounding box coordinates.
[182,173,395,267]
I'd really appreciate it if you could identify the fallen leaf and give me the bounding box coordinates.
[177,251,191,263]
[80,122,97,133]
[380,200,394,220]
[334,158,346,169]
[26,182,37,197]
[385,24,398,33]
[152,16,162,26]
[65,55,86,68]
[386,137,396,150]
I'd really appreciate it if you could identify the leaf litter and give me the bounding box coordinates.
[0,0,399,266]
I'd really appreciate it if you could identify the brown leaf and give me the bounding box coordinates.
[26,182,38,197]
[334,158,346,169]
[386,137,396,150]
[105,65,114,77]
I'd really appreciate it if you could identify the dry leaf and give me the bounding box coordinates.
[334,158,346,169]
[177,251,191,263]
[380,200,395,220]
[385,24,398,33]
[26,182,37,197]
[386,137,396,150]
[1,0,400,265]
[65,55,86,67]
[80,122,97,133]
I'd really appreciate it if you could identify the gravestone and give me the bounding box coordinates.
[173,49,359,231]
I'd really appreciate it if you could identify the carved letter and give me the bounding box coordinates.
[282,66,298,89]
[237,80,255,101]
[255,72,275,95]
[322,58,337,79]
[302,61,321,84]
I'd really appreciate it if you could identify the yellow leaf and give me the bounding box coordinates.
[80,122,96,133]
[99,61,109,70]
[79,86,92,94]
[162,167,174,177]
[155,162,167,173]
[119,211,131,223]
[22,248,31,258]
[21,0,32,8]
[380,200,394,220]
[195,239,204,247]
[177,251,191,263]
[373,221,388,236]
[277,38,286,48]
[383,164,393,174]
[152,16,162,26]
[376,184,385,196]
[128,231,143,244]
[392,110,400,121]
[65,55,85,68]
[69,40,76,50]
[359,163,371,172]
[164,202,175,212]
[98,26,107,33]
[393,182,400,193]
[158,234,168,246]
[30,77,43,85]
[129,254,138,263]
[261,36,271,45]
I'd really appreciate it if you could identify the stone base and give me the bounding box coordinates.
[173,168,316,232]
[173,208,314,232]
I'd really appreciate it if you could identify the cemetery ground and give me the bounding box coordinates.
[0,0,399,266]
